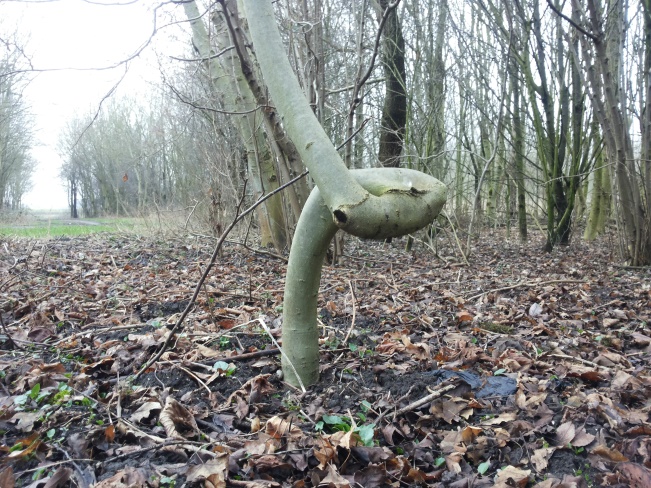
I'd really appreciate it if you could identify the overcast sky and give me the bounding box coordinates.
[2,0,168,210]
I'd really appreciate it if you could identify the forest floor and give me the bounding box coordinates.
[0,230,650,487]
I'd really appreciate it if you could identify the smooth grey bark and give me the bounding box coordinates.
[243,0,445,238]
[283,168,445,386]
[242,0,446,387]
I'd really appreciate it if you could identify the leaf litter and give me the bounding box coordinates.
[0,232,650,487]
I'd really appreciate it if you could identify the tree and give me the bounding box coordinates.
[377,0,407,167]
[0,34,35,210]
[562,0,651,265]
[242,0,446,387]
[182,0,287,249]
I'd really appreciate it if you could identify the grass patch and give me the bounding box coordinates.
[0,210,202,238]
[0,215,149,238]
[0,223,116,238]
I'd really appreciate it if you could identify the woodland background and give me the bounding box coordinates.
[2,0,650,264]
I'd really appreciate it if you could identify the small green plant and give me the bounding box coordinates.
[359,400,372,413]
[14,383,46,407]
[32,467,47,481]
[324,336,340,350]
[282,397,301,412]
[151,475,176,488]
[52,383,73,404]
[315,414,375,447]
[477,460,491,475]
[9,442,24,453]
[569,443,585,455]
[212,361,236,376]
[574,464,592,485]
[219,336,231,349]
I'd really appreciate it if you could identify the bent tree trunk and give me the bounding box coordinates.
[242,0,446,387]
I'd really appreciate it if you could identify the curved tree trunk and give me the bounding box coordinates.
[242,0,446,387]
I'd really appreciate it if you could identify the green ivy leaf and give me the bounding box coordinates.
[29,383,41,400]
[355,424,375,446]
[478,460,491,475]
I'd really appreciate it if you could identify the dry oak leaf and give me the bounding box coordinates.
[265,416,303,441]
[445,452,464,474]
[531,479,561,488]
[531,447,556,471]
[570,426,595,448]
[591,444,629,463]
[479,412,516,426]
[611,370,642,389]
[554,421,576,447]
[0,467,14,488]
[185,455,228,488]
[318,463,351,487]
[460,426,483,444]
[402,335,431,360]
[40,467,72,488]
[493,427,510,447]
[160,396,199,439]
[313,437,337,469]
[93,467,148,488]
[228,374,275,406]
[11,411,40,433]
[493,466,531,488]
[329,429,361,449]
[430,398,466,423]
[440,430,466,454]
[196,343,223,358]
[130,401,162,423]
[613,462,651,487]
[457,310,473,323]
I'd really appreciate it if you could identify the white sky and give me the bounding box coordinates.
[2,0,169,210]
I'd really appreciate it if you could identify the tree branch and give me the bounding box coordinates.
[134,170,309,380]
[546,0,599,42]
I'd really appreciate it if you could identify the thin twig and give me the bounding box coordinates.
[257,317,306,393]
[342,280,357,344]
[199,348,280,364]
[547,353,609,371]
[443,212,468,266]
[466,279,587,301]
[375,381,457,424]
[134,171,308,380]
[175,365,212,395]
[0,312,25,351]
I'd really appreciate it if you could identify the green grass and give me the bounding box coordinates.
[0,223,115,238]
[0,217,148,238]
